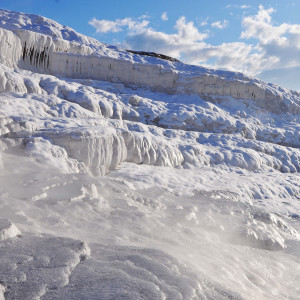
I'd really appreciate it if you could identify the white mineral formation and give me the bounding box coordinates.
[0,9,299,300]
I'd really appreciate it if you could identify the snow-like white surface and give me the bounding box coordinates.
[0,219,21,241]
[0,9,299,299]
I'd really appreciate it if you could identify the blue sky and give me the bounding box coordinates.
[1,0,300,90]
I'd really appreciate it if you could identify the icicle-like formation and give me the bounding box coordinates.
[30,127,184,176]
[0,28,22,67]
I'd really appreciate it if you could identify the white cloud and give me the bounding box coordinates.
[226,4,251,9]
[199,19,208,26]
[124,17,265,74]
[241,5,276,41]
[175,17,208,41]
[161,12,168,21]
[89,18,121,33]
[125,17,209,58]
[89,17,149,34]
[240,5,251,9]
[241,5,300,70]
[139,15,150,20]
[211,20,229,29]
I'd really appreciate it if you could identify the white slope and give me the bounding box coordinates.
[0,9,299,300]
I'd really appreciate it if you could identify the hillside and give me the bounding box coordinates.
[0,9,299,300]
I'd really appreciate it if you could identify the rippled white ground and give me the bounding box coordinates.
[0,149,299,299]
